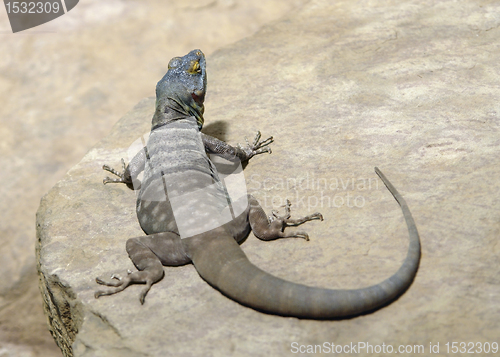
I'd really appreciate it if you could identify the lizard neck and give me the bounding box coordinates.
[151,114,200,132]
[152,97,204,131]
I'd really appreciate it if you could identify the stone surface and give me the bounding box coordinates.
[0,0,306,356]
[37,0,500,356]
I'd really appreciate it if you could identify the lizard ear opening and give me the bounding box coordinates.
[168,57,182,70]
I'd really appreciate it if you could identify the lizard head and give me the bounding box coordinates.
[152,49,207,130]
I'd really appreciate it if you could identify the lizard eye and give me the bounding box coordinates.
[189,60,202,74]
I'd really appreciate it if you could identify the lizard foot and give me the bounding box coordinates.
[238,131,273,159]
[102,158,129,184]
[95,267,164,304]
[268,200,323,241]
[270,199,323,225]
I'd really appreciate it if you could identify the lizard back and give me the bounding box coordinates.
[137,116,230,237]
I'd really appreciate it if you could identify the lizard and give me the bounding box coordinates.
[94,49,421,319]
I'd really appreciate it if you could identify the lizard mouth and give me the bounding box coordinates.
[191,91,205,105]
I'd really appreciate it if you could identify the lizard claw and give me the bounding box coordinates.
[278,230,310,241]
[251,131,261,146]
[96,276,123,287]
[250,131,273,152]
[102,158,132,185]
[239,131,274,160]
[139,284,153,305]
[295,232,310,241]
[312,213,324,221]
[264,199,323,240]
[253,131,273,150]
[94,272,133,300]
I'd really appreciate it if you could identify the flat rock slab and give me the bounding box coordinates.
[37,0,500,356]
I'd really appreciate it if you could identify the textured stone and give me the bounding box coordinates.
[37,0,500,356]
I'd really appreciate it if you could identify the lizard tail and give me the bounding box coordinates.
[189,167,420,319]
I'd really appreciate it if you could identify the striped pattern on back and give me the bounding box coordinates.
[137,116,230,237]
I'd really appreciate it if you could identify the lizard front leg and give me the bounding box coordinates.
[202,131,273,162]
[102,147,147,189]
[247,195,323,241]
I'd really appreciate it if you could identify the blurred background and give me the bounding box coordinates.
[0,1,307,355]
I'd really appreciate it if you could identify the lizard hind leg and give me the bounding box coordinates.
[95,232,189,304]
[248,196,323,242]
[94,233,171,304]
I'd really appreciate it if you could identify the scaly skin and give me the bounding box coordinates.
[95,49,420,318]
